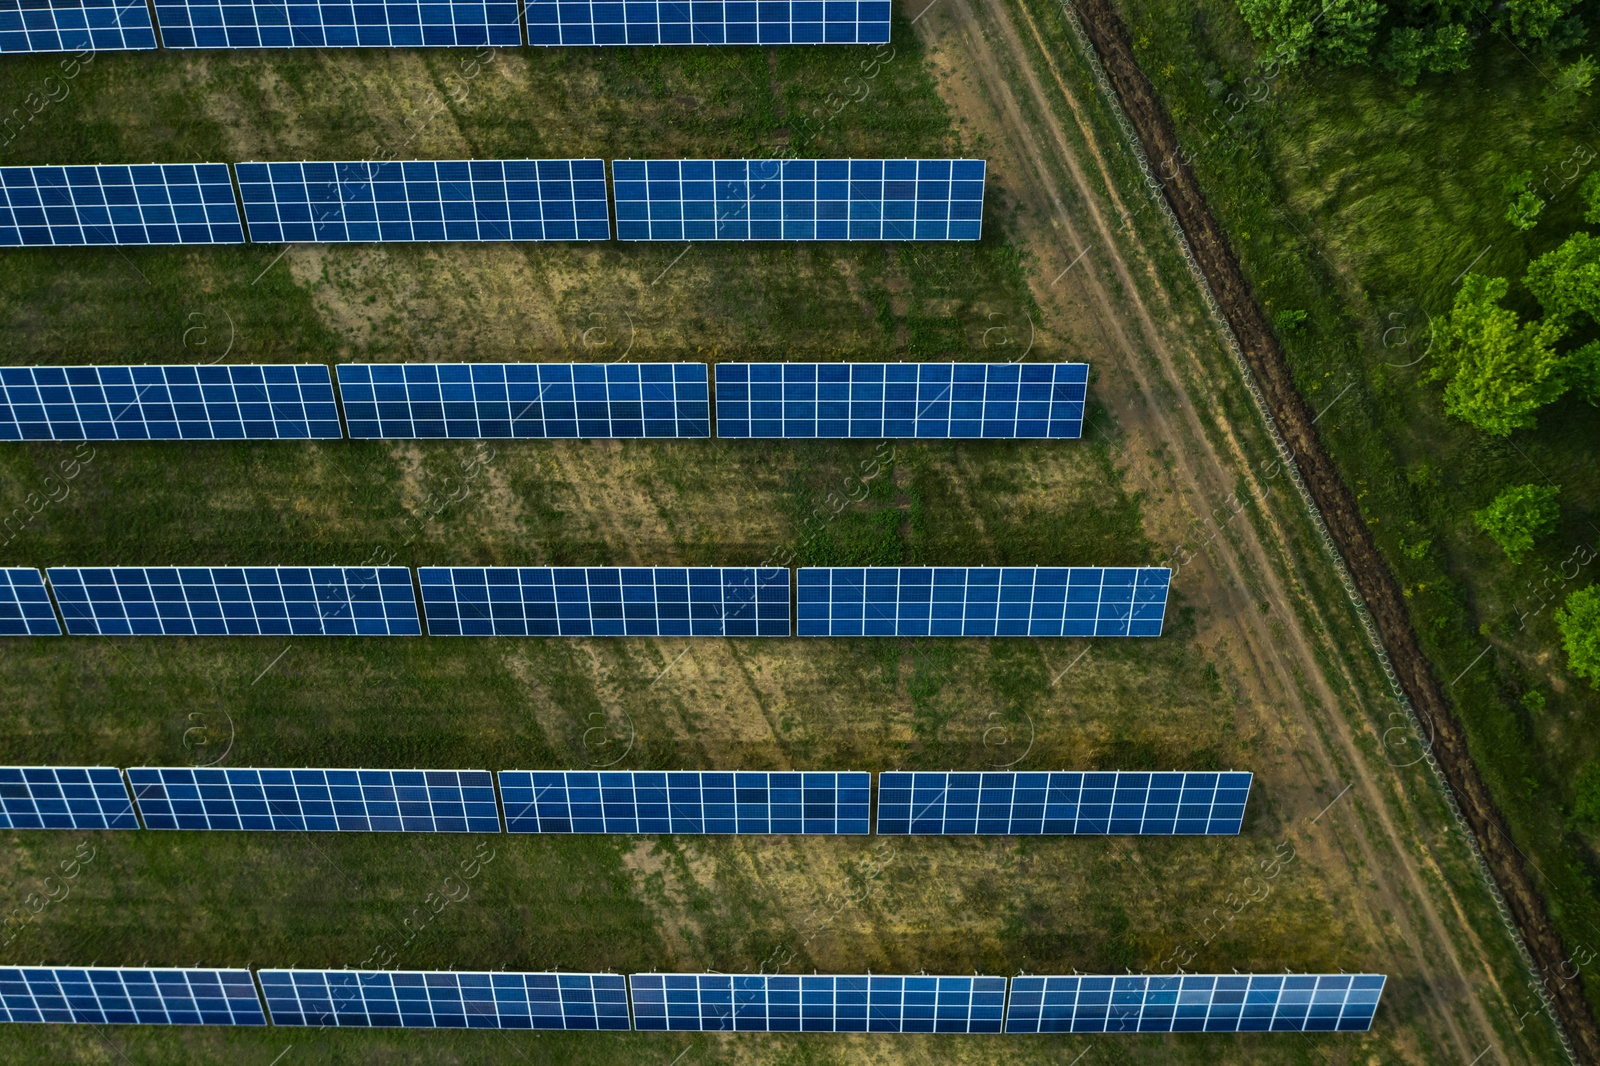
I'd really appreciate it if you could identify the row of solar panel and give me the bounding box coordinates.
[0,566,1169,639]
[0,159,984,247]
[0,967,1386,1033]
[0,768,1252,836]
[0,0,893,54]
[0,361,1087,441]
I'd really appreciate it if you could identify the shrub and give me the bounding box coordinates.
[1557,585,1600,689]
[1473,484,1561,561]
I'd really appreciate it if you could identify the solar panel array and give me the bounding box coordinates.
[714,362,1088,439]
[47,566,422,636]
[1004,974,1387,1034]
[0,568,59,636]
[524,0,889,45]
[874,771,1251,836]
[498,770,870,834]
[629,974,1006,1033]
[126,768,500,833]
[151,0,521,48]
[612,159,985,241]
[418,566,790,637]
[797,566,1170,638]
[0,968,266,1026]
[0,766,137,830]
[0,0,157,51]
[336,363,710,439]
[258,970,630,1029]
[0,364,341,441]
[234,160,610,243]
[0,163,244,247]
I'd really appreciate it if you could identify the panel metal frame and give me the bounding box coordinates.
[0,967,266,1025]
[0,0,156,56]
[0,766,137,830]
[1003,974,1387,1034]
[257,970,630,1029]
[0,567,60,636]
[0,164,244,247]
[628,973,1007,1032]
[151,0,522,48]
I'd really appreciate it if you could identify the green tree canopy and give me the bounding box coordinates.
[1427,274,1568,435]
[1525,232,1600,324]
[1557,585,1600,689]
[1472,483,1561,561]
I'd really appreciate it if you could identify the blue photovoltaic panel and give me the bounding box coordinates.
[526,0,888,45]
[498,770,870,834]
[613,159,985,241]
[1004,974,1387,1034]
[234,160,610,243]
[46,566,422,637]
[629,974,1006,1033]
[258,970,629,1029]
[0,968,266,1026]
[152,0,519,47]
[0,767,137,830]
[0,568,60,636]
[0,164,243,247]
[0,365,342,441]
[874,771,1251,836]
[0,0,155,51]
[418,567,790,637]
[714,362,1087,439]
[796,567,1170,638]
[125,767,500,833]
[337,363,710,439]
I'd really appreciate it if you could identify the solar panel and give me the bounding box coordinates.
[0,164,244,247]
[0,767,137,830]
[714,362,1087,439]
[0,0,156,53]
[0,568,60,636]
[629,974,1006,1033]
[526,0,889,45]
[874,771,1250,835]
[234,160,610,243]
[151,0,520,47]
[612,159,985,241]
[257,970,628,1029]
[0,968,266,1026]
[46,566,421,637]
[1003,974,1387,1034]
[498,770,870,834]
[337,363,710,439]
[796,567,1169,637]
[125,767,500,833]
[418,567,790,637]
[0,365,342,441]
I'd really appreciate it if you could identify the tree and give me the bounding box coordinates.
[1545,54,1596,117]
[1525,232,1600,324]
[1379,24,1473,86]
[1472,484,1560,561]
[1237,0,1380,67]
[1505,171,1545,230]
[1567,339,1600,405]
[1427,274,1569,435]
[1584,171,1600,225]
[1557,585,1600,689]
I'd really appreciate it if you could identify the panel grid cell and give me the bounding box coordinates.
[0,568,60,636]
[797,566,1169,638]
[629,974,1005,1033]
[258,970,628,1029]
[499,770,869,834]
[419,566,790,637]
[1003,974,1387,1034]
[613,159,984,241]
[715,362,1086,439]
[0,0,156,51]
[0,164,243,247]
[337,363,709,439]
[46,566,422,637]
[874,771,1250,836]
[152,0,520,47]
[0,767,137,830]
[235,160,609,243]
[0,968,266,1026]
[0,365,342,441]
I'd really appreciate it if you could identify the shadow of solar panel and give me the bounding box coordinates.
[714,362,1086,439]
[1003,974,1386,1034]
[418,567,790,636]
[0,164,243,246]
[337,363,709,439]
[257,970,629,1029]
[628,974,1006,1033]
[46,566,421,636]
[0,0,156,52]
[498,770,870,834]
[525,0,889,44]
[0,568,60,635]
[613,159,984,241]
[873,771,1250,835]
[0,365,342,441]
[0,968,266,1026]
[151,0,520,47]
[234,160,609,243]
[796,566,1169,637]
[0,767,137,829]
[126,767,500,832]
